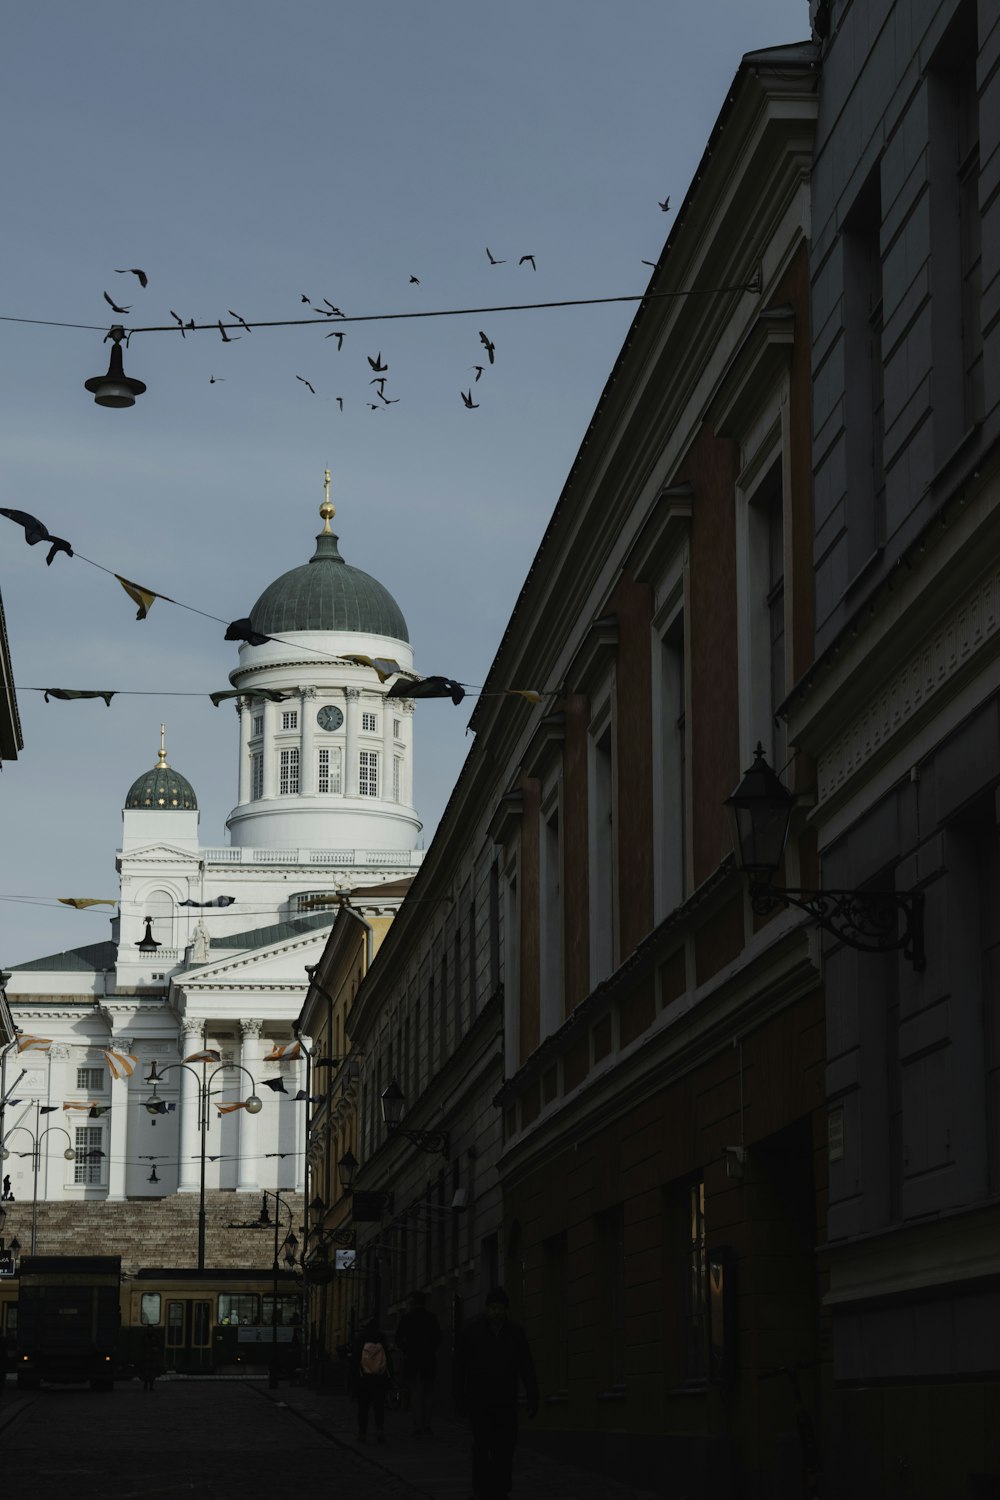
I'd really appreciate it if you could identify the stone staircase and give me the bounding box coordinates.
[0,1191,304,1276]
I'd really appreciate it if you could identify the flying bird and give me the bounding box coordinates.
[461,389,479,409]
[486,247,506,265]
[325,330,345,348]
[366,402,380,410]
[321,299,345,317]
[301,294,311,304]
[115,268,148,288]
[409,275,420,284]
[217,320,239,342]
[169,310,186,338]
[296,376,316,394]
[469,365,484,382]
[518,254,536,271]
[658,196,671,212]
[209,375,225,384]
[641,260,657,268]
[367,352,388,372]
[479,331,495,364]
[370,376,387,391]
[335,396,343,411]
[228,309,252,333]
[377,390,399,404]
[103,291,130,314]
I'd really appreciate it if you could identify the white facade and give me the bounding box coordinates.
[2,497,423,1208]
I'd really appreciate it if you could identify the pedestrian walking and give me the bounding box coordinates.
[138,1326,163,1391]
[394,1289,442,1437]
[454,1286,539,1500]
[348,1314,394,1444]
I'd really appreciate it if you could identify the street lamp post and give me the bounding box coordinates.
[144,1059,263,1272]
[380,1079,449,1154]
[257,1189,298,1389]
[1,1102,77,1254]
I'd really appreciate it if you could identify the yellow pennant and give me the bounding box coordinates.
[115,574,168,621]
[103,1049,138,1080]
[59,897,117,909]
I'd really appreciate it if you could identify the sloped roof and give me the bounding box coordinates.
[208,911,337,953]
[13,940,118,973]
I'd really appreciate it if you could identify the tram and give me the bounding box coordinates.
[0,1263,303,1379]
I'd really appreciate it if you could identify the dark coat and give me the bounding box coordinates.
[454,1314,539,1412]
[394,1304,442,1380]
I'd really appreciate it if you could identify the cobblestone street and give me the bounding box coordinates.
[0,1375,671,1500]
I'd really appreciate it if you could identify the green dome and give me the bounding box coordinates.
[249,531,409,642]
[125,758,198,811]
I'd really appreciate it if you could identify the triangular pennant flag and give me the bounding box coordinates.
[263,1041,303,1062]
[16,1035,53,1052]
[63,1100,103,1112]
[224,618,271,647]
[260,1077,288,1093]
[89,1105,111,1118]
[183,1049,222,1064]
[44,689,115,707]
[506,689,542,703]
[114,574,170,621]
[59,897,117,909]
[39,1104,58,1114]
[217,1100,249,1115]
[178,897,235,908]
[342,654,403,683]
[386,675,465,705]
[209,688,291,707]
[103,1049,138,1080]
[0,508,73,564]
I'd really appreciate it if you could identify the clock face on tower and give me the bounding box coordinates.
[316,704,344,732]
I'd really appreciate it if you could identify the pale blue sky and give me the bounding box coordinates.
[1,0,810,963]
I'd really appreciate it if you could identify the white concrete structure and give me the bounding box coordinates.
[2,484,422,1207]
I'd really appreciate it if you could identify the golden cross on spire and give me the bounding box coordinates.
[157,723,169,769]
[320,466,336,532]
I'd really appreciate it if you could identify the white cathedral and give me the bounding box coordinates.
[3,484,422,1206]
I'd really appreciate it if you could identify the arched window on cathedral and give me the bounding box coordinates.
[143,888,175,951]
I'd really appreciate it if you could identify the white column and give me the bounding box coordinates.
[237,698,251,805]
[382,698,394,804]
[237,1018,263,1193]
[261,698,277,799]
[106,1035,131,1201]
[299,688,316,796]
[345,688,360,796]
[403,701,415,807]
[177,1020,203,1192]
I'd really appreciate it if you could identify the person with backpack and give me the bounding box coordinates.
[394,1289,443,1437]
[349,1314,394,1443]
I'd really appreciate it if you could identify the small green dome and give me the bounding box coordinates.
[249,531,409,642]
[125,744,198,811]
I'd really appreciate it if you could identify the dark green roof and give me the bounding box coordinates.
[209,911,336,953]
[126,762,198,811]
[249,531,409,641]
[13,940,118,973]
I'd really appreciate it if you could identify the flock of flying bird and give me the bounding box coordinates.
[100,198,672,417]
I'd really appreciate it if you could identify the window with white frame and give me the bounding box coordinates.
[393,718,401,739]
[251,751,264,801]
[76,1066,105,1092]
[252,713,264,737]
[359,749,379,796]
[318,746,342,793]
[281,710,299,731]
[589,711,615,986]
[362,711,378,734]
[74,1126,103,1185]
[736,432,790,773]
[279,747,300,795]
[393,755,401,802]
[655,607,687,920]
[539,789,563,1040]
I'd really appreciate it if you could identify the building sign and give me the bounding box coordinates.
[0,1252,16,1277]
[335,1248,356,1272]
